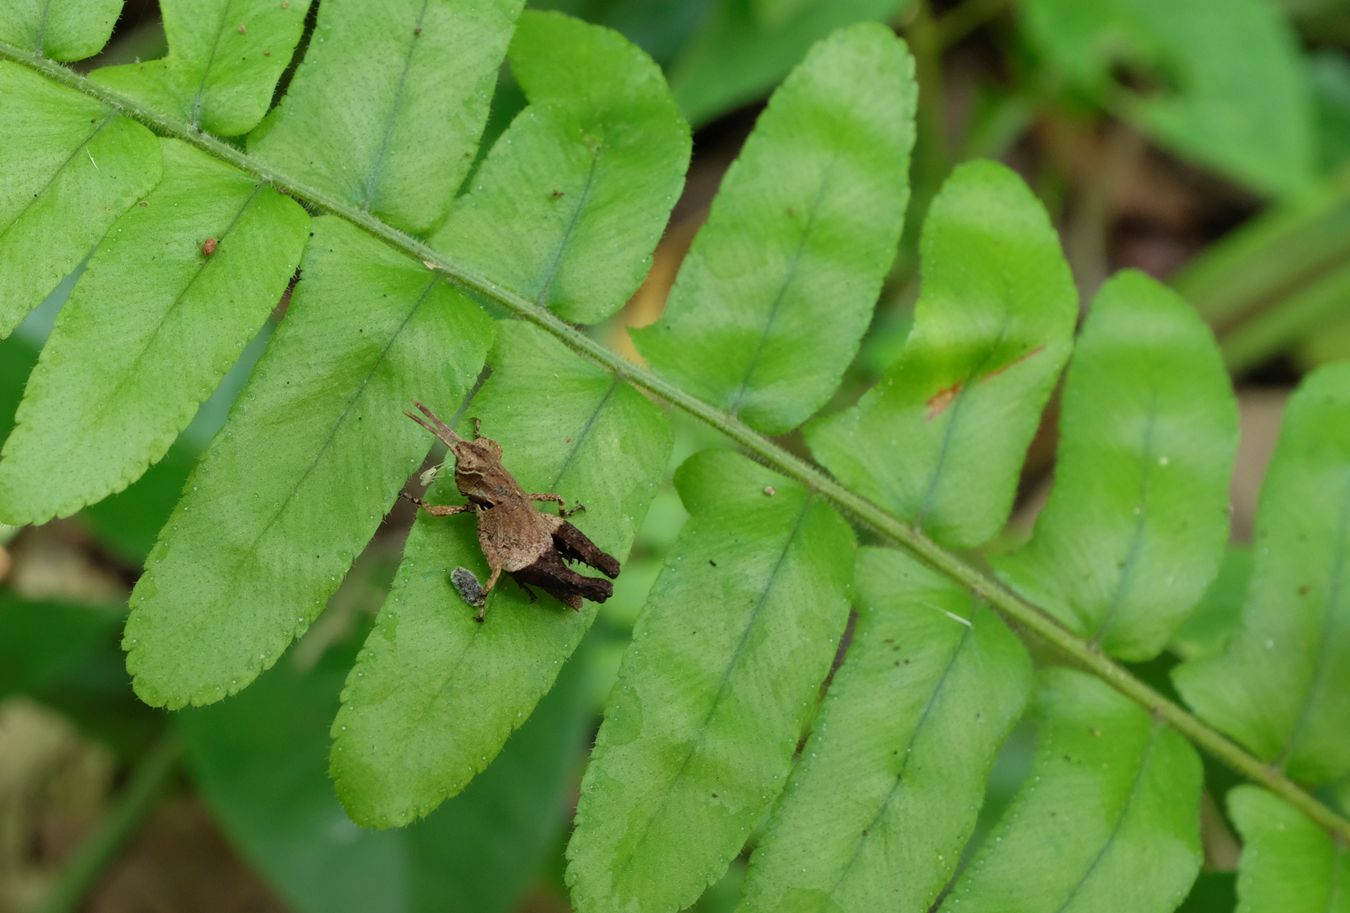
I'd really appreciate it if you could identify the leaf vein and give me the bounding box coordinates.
[821,609,978,905]
[1278,472,1350,769]
[0,112,115,247]
[617,496,815,872]
[357,0,432,214]
[1089,389,1160,645]
[726,155,839,417]
[1049,720,1163,913]
[532,147,601,309]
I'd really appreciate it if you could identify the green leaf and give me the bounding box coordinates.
[633,24,915,435]
[751,0,815,28]
[995,270,1238,661]
[331,321,671,827]
[92,0,313,136]
[0,592,160,755]
[0,62,162,338]
[1174,362,1350,784]
[668,0,913,126]
[940,669,1203,913]
[737,546,1032,913]
[805,160,1076,550]
[249,0,524,234]
[429,10,690,324]
[1176,873,1236,913]
[0,591,122,696]
[1229,786,1350,913]
[0,0,121,60]
[567,449,855,913]
[178,635,589,913]
[123,217,493,708]
[1019,0,1315,196]
[0,139,309,525]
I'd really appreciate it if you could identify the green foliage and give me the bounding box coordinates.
[996,270,1239,660]
[1174,362,1350,784]
[123,218,494,708]
[92,0,313,136]
[0,0,120,60]
[0,62,162,338]
[178,634,590,913]
[0,139,308,524]
[567,450,855,913]
[250,0,524,234]
[940,669,1203,913]
[0,591,122,696]
[1229,786,1350,913]
[634,23,914,435]
[431,11,691,324]
[668,0,912,125]
[1,3,1348,911]
[805,159,1077,549]
[737,547,1032,913]
[1020,0,1315,196]
[332,322,672,827]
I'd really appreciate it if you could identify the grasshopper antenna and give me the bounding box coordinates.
[405,400,464,447]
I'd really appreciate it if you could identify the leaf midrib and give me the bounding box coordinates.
[725,152,839,419]
[189,0,241,128]
[0,111,114,247]
[358,0,432,215]
[1048,720,1164,913]
[5,41,1347,842]
[217,276,439,589]
[83,184,265,436]
[915,290,1013,531]
[616,496,814,879]
[819,609,976,908]
[1278,471,1350,772]
[1089,388,1160,647]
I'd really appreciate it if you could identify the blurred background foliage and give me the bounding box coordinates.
[2,0,1348,910]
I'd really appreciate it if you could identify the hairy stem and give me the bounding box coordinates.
[37,736,181,913]
[4,42,1348,842]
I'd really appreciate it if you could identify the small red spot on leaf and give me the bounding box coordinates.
[925,345,1048,420]
[983,344,1046,383]
[926,383,961,420]
[201,238,218,257]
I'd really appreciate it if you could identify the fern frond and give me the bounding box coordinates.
[178,626,591,913]
[3,9,1350,911]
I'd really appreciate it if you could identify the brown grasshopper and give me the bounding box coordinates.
[403,401,619,622]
